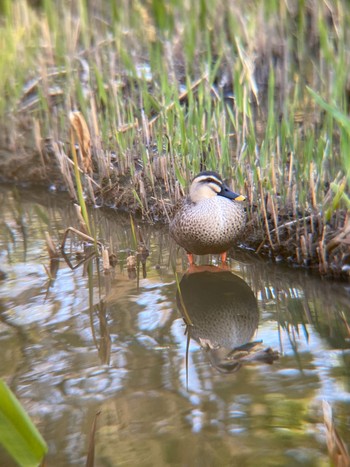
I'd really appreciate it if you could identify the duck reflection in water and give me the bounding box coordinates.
[176,266,278,373]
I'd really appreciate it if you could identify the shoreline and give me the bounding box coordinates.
[1,162,349,280]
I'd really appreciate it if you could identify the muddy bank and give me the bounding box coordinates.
[0,141,349,280]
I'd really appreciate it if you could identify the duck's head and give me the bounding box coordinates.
[189,171,246,203]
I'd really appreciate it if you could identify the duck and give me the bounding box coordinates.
[170,171,247,264]
[176,267,264,373]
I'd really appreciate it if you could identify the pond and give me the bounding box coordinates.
[0,187,349,466]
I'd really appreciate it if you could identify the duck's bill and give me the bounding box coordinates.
[219,185,246,201]
[232,194,246,201]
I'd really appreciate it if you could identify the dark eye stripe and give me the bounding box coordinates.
[201,177,222,185]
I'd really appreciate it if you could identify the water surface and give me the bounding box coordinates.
[0,187,349,466]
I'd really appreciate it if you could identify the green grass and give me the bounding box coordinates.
[0,0,349,274]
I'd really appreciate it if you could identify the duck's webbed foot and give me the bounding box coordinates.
[186,252,195,265]
[220,252,227,264]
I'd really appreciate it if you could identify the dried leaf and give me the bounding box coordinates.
[69,111,92,174]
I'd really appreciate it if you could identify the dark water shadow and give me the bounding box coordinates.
[176,265,278,375]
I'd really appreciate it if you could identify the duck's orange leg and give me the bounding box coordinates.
[186,253,195,265]
[220,251,227,264]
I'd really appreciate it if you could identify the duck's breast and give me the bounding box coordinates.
[170,197,246,254]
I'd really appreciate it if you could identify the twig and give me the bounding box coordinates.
[270,216,312,233]
[60,227,102,255]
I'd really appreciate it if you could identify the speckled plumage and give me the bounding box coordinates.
[176,270,259,349]
[170,171,247,255]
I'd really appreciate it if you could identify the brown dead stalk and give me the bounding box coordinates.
[69,111,93,174]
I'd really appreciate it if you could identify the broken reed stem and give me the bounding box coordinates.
[340,312,350,337]
[317,225,328,273]
[300,234,308,261]
[270,215,312,233]
[286,151,294,205]
[310,161,317,210]
[70,128,92,235]
[74,204,89,234]
[52,141,77,199]
[62,152,101,188]
[269,158,280,244]
[257,167,275,250]
[101,245,111,271]
[45,231,59,259]
[85,410,101,467]
[60,226,102,255]
[268,192,280,245]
